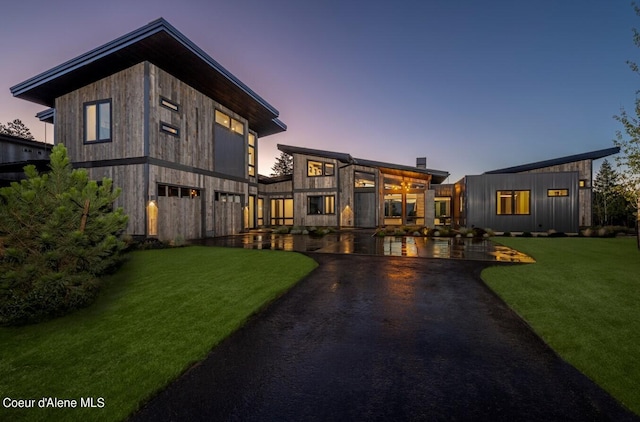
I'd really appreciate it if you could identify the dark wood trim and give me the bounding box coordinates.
[72,157,147,168]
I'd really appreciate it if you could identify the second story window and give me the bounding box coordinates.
[248,133,256,177]
[307,160,335,177]
[84,99,111,143]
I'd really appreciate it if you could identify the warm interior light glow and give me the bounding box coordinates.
[147,200,158,236]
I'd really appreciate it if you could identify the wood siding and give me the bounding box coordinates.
[54,62,255,240]
[56,63,146,163]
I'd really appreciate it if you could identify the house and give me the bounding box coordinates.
[434,147,620,233]
[0,133,52,187]
[11,18,285,241]
[259,144,449,229]
[7,17,619,239]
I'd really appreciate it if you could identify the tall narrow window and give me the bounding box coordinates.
[496,190,530,215]
[84,99,111,142]
[248,133,256,176]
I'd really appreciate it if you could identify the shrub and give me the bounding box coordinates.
[273,226,290,234]
[502,231,512,237]
[0,144,128,326]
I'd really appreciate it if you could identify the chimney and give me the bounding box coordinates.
[416,157,427,169]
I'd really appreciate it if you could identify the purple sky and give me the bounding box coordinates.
[1,0,638,181]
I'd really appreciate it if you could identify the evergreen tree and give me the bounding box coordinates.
[594,160,635,227]
[0,144,128,325]
[613,3,640,229]
[0,118,35,140]
[270,152,293,176]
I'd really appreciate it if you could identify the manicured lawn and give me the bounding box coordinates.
[0,246,317,422]
[482,237,640,416]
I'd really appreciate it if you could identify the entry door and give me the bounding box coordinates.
[354,191,376,227]
[214,193,243,236]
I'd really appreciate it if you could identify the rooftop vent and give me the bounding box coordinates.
[416,157,427,169]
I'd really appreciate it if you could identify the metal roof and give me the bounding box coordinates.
[10,18,286,137]
[277,144,450,184]
[484,147,620,174]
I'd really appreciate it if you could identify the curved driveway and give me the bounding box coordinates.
[131,254,637,421]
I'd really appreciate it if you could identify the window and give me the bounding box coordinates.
[271,198,294,225]
[215,192,241,203]
[325,163,335,176]
[307,160,335,177]
[160,97,179,112]
[384,194,402,217]
[248,133,256,177]
[308,195,335,215]
[84,99,111,142]
[231,118,244,135]
[215,110,230,128]
[435,197,451,218]
[548,189,569,197]
[160,122,179,136]
[157,184,200,198]
[497,190,530,215]
[355,172,375,188]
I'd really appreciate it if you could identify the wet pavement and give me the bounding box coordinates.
[130,255,636,421]
[198,231,535,263]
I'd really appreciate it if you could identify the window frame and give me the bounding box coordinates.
[83,99,112,144]
[307,195,336,215]
[160,96,180,113]
[307,160,335,177]
[548,189,569,197]
[160,121,180,137]
[496,190,531,215]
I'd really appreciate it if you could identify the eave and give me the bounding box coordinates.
[485,147,620,174]
[10,18,285,137]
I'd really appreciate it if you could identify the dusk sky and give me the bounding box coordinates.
[1,0,638,181]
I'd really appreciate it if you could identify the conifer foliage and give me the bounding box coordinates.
[0,144,128,325]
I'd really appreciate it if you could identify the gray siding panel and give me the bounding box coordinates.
[214,126,245,179]
[466,173,579,233]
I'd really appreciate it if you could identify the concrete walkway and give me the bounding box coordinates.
[130,255,637,421]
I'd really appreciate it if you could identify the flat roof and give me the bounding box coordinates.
[484,147,620,174]
[11,18,286,137]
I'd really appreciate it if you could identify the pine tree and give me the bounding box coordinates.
[0,144,128,325]
[270,152,293,176]
[0,118,35,140]
[593,159,619,225]
[614,3,640,237]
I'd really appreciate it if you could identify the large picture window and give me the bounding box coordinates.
[308,195,335,215]
[271,198,293,225]
[497,190,530,215]
[84,99,111,143]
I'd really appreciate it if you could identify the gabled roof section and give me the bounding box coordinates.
[277,144,450,184]
[11,18,286,137]
[484,147,620,174]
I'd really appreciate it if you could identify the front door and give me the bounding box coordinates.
[355,191,376,227]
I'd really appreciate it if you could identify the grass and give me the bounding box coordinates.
[0,246,317,422]
[482,237,640,416]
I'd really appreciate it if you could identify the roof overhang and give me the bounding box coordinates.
[485,147,620,174]
[11,18,286,137]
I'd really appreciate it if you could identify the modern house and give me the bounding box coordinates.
[6,18,620,239]
[259,144,449,229]
[434,147,620,233]
[11,18,285,241]
[0,133,52,187]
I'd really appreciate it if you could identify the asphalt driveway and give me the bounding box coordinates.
[130,254,637,421]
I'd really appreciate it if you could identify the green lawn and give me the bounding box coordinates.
[482,237,640,416]
[0,246,317,422]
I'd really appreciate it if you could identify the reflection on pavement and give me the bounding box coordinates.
[198,232,535,263]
